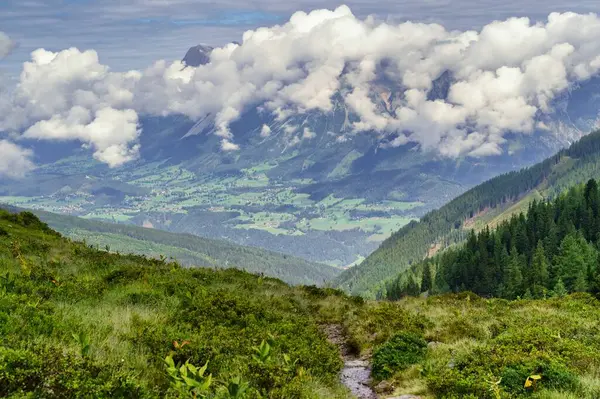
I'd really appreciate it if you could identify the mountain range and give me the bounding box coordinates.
[1,44,600,271]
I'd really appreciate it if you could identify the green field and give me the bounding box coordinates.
[1,157,425,266]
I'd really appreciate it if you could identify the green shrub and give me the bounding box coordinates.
[372,331,428,380]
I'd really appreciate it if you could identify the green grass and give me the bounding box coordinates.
[0,210,356,398]
[2,210,600,398]
[327,150,363,179]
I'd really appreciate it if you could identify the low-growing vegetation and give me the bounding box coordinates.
[0,209,357,398]
[3,209,600,398]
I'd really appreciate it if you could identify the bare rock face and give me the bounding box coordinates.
[182,44,214,67]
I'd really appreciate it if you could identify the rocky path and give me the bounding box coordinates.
[323,324,378,399]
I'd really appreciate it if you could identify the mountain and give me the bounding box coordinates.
[1,205,338,286]
[336,129,600,295]
[3,208,600,398]
[182,44,214,67]
[2,46,600,268]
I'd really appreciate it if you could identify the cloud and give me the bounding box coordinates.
[302,127,316,139]
[260,124,272,137]
[0,48,141,167]
[0,32,14,59]
[0,140,34,179]
[4,6,600,162]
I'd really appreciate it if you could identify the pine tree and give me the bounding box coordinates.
[421,263,432,293]
[574,270,588,292]
[531,242,549,298]
[553,278,567,298]
[503,246,524,299]
[404,276,420,297]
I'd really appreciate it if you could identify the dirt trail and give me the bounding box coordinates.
[324,324,378,399]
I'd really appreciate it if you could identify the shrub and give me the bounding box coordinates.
[372,331,428,380]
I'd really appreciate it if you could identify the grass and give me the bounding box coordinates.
[366,294,600,399]
[2,210,600,398]
[0,210,357,398]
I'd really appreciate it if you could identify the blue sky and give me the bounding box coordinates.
[1,0,599,76]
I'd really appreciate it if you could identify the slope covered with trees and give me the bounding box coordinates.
[337,130,600,296]
[385,179,600,300]
[2,206,339,286]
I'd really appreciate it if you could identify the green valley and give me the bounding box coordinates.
[0,154,423,268]
[2,206,339,286]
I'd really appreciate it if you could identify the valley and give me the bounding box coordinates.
[0,151,424,267]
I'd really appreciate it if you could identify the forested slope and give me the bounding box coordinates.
[2,206,339,286]
[384,178,600,300]
[336,130,600,295]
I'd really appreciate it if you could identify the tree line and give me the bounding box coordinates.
[384,179,600,300]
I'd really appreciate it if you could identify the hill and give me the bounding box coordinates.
[383,178,600,300]
[3,209,600,398]
[5,211,600,399]
[1,206,339,286]
[336,130,600,295]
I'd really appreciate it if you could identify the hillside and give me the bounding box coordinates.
[3,210,600,398]
[1,206,338,286]
[384,178,600,300]
[336,130,600,295]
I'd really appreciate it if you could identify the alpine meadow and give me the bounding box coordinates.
[5,2,600,399]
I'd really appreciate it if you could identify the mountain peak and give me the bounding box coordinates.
[182,44,214,67]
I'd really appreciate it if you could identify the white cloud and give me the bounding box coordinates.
[302,127,316,139]
[0,48,141,167]
[0,140,34,179]
[4,7,600,161]
[221,139,240,151]
[260,124,272,137]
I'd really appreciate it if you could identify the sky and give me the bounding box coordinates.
[1,0,600,76]
[2,1,600,178]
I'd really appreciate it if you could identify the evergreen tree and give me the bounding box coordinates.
[503,247,524,299]
[553,278,567,298]
[574,270,588,293]
[531,242,549,298]
[421,262,432,293]
[384,179,600,301]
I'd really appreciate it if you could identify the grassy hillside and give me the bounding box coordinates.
[2,209,600,398]
[2,206,339,286]
[336,130,600,296]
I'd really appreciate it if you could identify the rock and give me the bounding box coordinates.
[427,341,442,349]
[375,380,394,394]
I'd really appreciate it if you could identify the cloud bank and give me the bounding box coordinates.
[3,6,600,165]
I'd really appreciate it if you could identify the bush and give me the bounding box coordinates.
[372,332,427,380]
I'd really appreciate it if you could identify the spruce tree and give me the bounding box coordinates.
[553,278,567,298]
[421,263,432,293]
[503,246,524,299]
[531,242,549,298]
[574,270,588,293]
